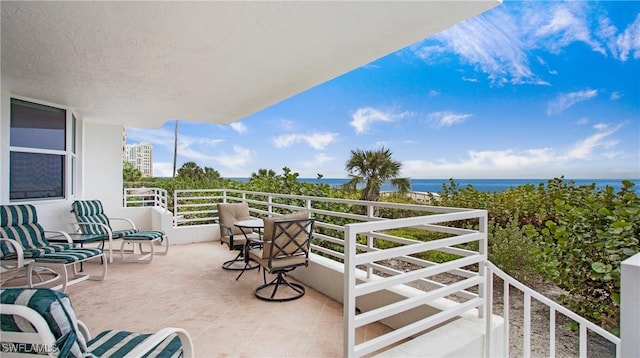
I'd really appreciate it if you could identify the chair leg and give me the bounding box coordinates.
[121,239,157,263]
[222,249,259,272]
[254,272,305,302]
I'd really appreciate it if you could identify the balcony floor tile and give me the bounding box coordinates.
[63,242,392,357]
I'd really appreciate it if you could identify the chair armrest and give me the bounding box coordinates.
[43,230,73,244]
[0,238,26,268]
[218,223,233,235]
[77,320,92,341]
[126,327,194,358]
[108,217,137,230]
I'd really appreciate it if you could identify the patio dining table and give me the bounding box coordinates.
[233,219,264,280]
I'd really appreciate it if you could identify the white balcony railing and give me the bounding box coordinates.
[124,187,635,357]
[170,189,490,355]
[123,187,168,209]
[485,261,621,358]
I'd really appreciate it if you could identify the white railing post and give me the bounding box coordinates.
[621,252,640,358]
[343,224,357,357]
[485,263,493,358]
[173,190,178,226]
[478,211,488,319]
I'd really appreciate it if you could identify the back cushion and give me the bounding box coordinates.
[262,211,310,259]
[217,203,252,236]
[1,288,87,357]
[71,200,111,235]
[0,205,48,256]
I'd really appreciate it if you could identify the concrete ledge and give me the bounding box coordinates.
[376,314,504,357]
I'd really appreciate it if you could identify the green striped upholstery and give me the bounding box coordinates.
[124,230,165,242]
[113,229,139,237]
[71,200,113,236]
[33,248,105,264]
[2,288,185,358]
[0,205,51,258]
[72,200,166,242]
[0,204,103,266]
[88,330,182,358]
[1,288,87,357]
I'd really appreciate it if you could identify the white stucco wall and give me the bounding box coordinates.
[81,121,124,213]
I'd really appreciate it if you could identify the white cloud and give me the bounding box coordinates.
[127,126,225,164]
[575,118,589,126]
[280,119,296,131]
[410,2,636,85]
[350,107,409,134]
[414,6,538,85]
[213,145,252,169]
[566,123,623,159]
[534,3,605,55]
[126,127,175,147]
[273,132,337,150]
[229,122,247,134]
[153,162,173,177]
[300,153,334,170]
[610,91,622,100]
[428,111,472,127]
[547,89,598,115]
[612,13,640,61]
[401,122,626,178]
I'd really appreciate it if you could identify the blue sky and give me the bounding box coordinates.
[127,0,640,179]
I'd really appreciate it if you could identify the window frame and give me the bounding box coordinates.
[7,96,78,202]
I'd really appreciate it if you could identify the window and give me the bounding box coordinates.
[9,98,72,201]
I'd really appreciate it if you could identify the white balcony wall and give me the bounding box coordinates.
[81,121,123,213]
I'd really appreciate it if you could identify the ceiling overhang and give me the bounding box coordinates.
[1,1,500,128]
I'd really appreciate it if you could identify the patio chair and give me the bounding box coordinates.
[0,204,107,293]
[71,200,169,263]
[248,211,314,302]
[0,287,194,357]
[217,202,260,271]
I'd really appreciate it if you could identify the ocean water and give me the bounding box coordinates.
[295,178,640,194]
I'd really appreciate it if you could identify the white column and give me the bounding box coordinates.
[621,252,640,358]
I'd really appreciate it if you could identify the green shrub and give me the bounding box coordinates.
[527,180,639,334]
[488,218,542,283]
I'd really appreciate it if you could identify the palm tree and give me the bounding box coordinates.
[344,147,411,201]
[172,120,179,178]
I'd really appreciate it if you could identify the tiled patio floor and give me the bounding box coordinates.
[63,242,392,357]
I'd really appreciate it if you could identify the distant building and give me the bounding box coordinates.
[125,141,153,177]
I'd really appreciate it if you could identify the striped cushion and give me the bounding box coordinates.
[87,330,183,358]
[0,204,39,227]
[34,247,103,264]
[0,205,51,258]
[1,288,88,357]
[71,200,112,236]
[13,243,74,259]
[113,229,139,237]
[123,230,165,242]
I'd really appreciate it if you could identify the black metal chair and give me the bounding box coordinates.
[248,212,313,302]
[217,202,260,271]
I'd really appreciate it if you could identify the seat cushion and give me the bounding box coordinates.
[121,230,165,241]
[34,247,103,264]
[87,329,182,358]
[113,229,139,238]
[0,288,88,357]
